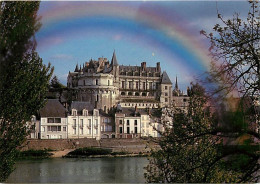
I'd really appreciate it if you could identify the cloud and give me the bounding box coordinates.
[50,54,74,61]
[113,34,122,41]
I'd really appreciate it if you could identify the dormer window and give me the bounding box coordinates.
[82,109,88,116]
[72,109,77,116]
[94,109,99,116]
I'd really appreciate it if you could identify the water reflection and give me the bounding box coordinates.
[7,157,148,183]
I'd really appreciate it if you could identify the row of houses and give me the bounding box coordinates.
[27,99,165,140]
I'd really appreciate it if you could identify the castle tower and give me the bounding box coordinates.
[111,50,120,103]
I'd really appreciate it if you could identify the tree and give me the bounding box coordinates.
[145,83,259,183]
[145,1,259,183]
[201,0,259,99]
[50,75,66,89]
[0,2,53,181]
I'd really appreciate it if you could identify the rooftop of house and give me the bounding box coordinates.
[40,99,67,118]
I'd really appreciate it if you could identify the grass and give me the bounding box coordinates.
[16,149,53,159]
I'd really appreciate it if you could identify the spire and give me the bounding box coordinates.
[74,63,79,72]
[111,50,118,66]
[175,75,178,89]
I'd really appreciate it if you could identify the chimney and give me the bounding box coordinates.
[148,108,151,116]
[141,62,146,71]
[134,105,138,116]
[156,62,161,72]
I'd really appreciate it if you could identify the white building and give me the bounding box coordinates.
[67,101,101,140]
[39,99,68,139]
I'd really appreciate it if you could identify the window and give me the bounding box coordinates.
[83,109,88,116]
[143,82,146,90]
[63,127,66,132]
[119,120,123,124]
[88,128,91,134]
[73,119,76,127]
[127,127,130,134]
[80,127,83,135]
[88,119,91,127]
[80,119,83,127]
[149,82,152,89]
[96,95,99,102]
[108,80,110,86]
[42,126,45,132]
[119,127,123,133]
[95,119,98,127]
[122,81,125,89]
[84,80,86,86]
[59,135,62,139]
[74,128,76,135]
[96,79,98,85]
[165,98,168,102]
[128,81,132,89]
[135,120,137,126]
[47,118,61,123]
[48,118,54,123]
[165,92,168,96]
[165,86,168,90]
[127,120,130,126]
[72,110,77,116]
[95,128,98,134]
[135,127,138,134]
[136,82,139,89]
[47,126,61,132]
[156,83,159,89]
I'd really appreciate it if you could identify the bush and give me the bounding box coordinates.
[16,149,53,159]
[67,147,112,156]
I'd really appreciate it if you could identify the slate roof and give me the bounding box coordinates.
[161,71,172,84]
[111,50,118,66]
[40,99,67,117]
[70,101,93,112]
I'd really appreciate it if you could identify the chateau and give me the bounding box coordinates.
[28,51,190,140]
[67,51,173,112]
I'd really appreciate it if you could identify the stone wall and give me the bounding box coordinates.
[22,138,158,153]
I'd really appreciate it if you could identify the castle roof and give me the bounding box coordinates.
[111,50,118,66]
[70,101,93,112]
[40,99,67,117]
[161,71,172,84]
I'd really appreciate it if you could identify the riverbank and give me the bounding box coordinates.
[22,138,159,154]
[17,147,150,159]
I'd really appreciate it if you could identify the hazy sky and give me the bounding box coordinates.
[36,1,250,90]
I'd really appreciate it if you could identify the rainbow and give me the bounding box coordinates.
[36,2,212,84]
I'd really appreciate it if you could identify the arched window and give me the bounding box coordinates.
[121,92,125,95]
[128,92,132,96]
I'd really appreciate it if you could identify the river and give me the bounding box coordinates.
[7,157,149,183]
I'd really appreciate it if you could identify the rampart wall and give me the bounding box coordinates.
[22,138,158,153]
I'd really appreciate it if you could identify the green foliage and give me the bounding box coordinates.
[67,147,112,157]
[50,75,66,89]
[145,83,259,183]
[16,149,53,159]
[0,2,53,181]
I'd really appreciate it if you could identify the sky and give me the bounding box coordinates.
[36,1,250,91]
